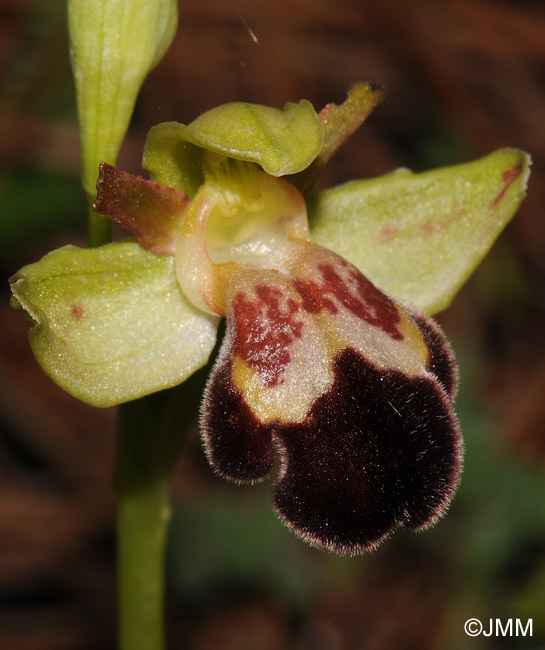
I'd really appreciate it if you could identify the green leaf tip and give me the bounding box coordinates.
[9,242,219,407]
[69,0,178,196]
[309,148,531,315]
[143,99,324,195]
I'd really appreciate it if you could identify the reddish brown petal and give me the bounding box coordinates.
[290,82,387,193]
[94,163,189,254]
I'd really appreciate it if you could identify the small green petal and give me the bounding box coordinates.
[143,100,324,193]
[308,148,531,315]
[9,242,219,407]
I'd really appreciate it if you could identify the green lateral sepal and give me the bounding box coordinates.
[308,148,531,314]
[10,241,219,407]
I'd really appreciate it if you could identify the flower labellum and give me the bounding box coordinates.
[173,154,462,554]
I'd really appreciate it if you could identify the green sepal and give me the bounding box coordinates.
[9,241,220,407]
[308,148,531,315]
[143,125,204,197]
[143,100,324,195]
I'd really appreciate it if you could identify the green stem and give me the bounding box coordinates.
[87,197,112,247]
[115,391,183,650]
[114,349,210,650]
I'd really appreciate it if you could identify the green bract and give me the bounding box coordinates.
[308,148,531,314]
[69,0,178,196]
[143,100,324,196]
[10,242,219,407]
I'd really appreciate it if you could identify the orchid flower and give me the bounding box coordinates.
[10,85,530,553]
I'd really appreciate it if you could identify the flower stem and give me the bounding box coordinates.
[113,367,208,650]
[87,198,112,247]
[115,391,184,650]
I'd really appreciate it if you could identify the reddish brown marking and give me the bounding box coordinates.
[293,278,338,315]
[379,224,401,242]
[232,263,402,385]
[71,301,85,321]
[233,286,304,386]
[379,210,464,243]
[420,220,437,236]
[294,263,403,340]
[492,163,523,207]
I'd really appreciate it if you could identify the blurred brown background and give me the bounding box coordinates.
[1,0,545,648]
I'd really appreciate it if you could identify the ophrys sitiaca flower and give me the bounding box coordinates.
[10,85,531,553]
